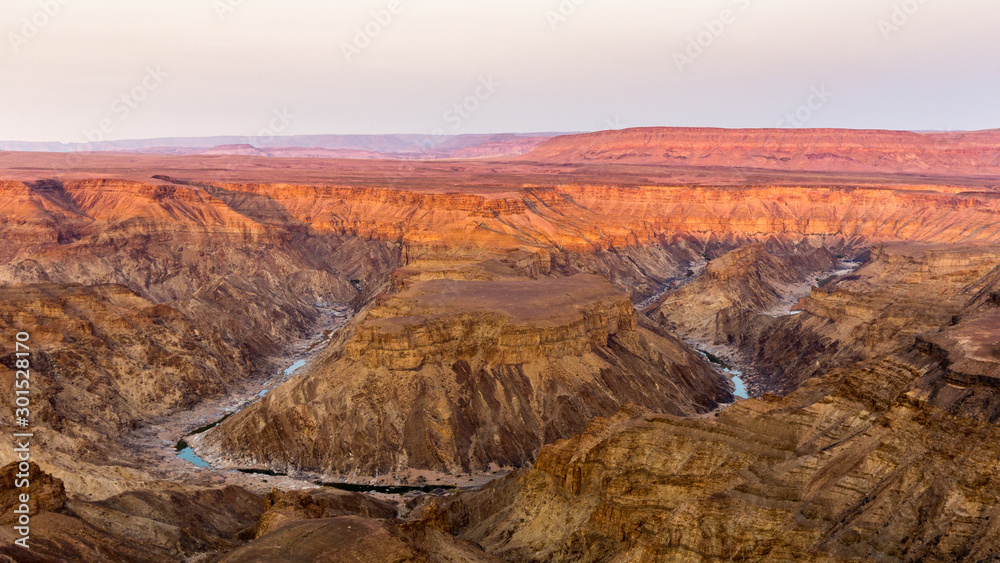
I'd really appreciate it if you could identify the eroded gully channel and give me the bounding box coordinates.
[144,258,862,501]
[134,303,463,502]
[636,258,864,403]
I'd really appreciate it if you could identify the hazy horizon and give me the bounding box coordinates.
[6,126,1000,149]
[4,0,999,143]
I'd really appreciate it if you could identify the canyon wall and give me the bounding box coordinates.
[429,245,1000,562]
[198,275,731,476]
[4,169,1000,493]
[6,178,1000,258]
[522,127,1000,176]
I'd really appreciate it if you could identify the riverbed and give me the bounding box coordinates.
[127,304,356,496]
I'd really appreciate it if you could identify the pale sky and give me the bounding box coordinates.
[2,0,999,142]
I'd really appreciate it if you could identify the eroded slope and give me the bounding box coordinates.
[199,274,731,476]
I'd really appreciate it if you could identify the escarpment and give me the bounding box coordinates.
[0,283,258,496]
[429,244,1000,562]
[708,245,1000,394]
[651,241,839,341]
[0,179,404,497]
[347,275,638,369]
[198,274,731,476]
[3,134,1000,562]
[437,351,1000,562]
[522,127,1000,176]
[6,170,1000,258]
[3,164,1000,493]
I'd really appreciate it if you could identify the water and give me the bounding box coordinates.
[176,360,305,469]
[729,370,749,399]
[316,481,457,495]
[177,446,211,469]
[697,348,749,400]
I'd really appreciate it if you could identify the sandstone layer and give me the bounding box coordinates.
[712,245,1000,394]
[428,245,1000,562]
[2,130,1000,561]
[2,155,1000,496]
[652,241,840,341]
[199,274,731,476]
[522,127,1000,176]
[0,178,401,497]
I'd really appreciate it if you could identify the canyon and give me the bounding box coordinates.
[1,127,999,561]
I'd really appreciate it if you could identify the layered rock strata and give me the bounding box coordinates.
[651,241,839,341]
[435,350,1000,561]
[199,274,731,476]
[0,462,265,562]
[522,127,1000,176]
[423,243,1000,562]
[711,245,1000,393]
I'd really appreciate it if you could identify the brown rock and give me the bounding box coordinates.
[201,275,731,475]
[0,462,65,525]
[254,488,397,538]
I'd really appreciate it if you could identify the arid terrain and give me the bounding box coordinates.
[2,127,1000,561]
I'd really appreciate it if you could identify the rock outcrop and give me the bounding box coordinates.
[253,488,397,538]
[522,127,1000,176]
[220,515,500,563]
[712,245,1000,394]
[199,274,731,476]
[425,243,1000,562]
[436,349,1000,561]
[651,241,839,341]
[0,462,455,563]
[0,462,266,562]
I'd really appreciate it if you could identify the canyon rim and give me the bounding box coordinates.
[4,1,1000,560]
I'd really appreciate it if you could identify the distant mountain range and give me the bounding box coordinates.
[519,127,1000,176]
[4,127,1000,177]
[0,133,564,160]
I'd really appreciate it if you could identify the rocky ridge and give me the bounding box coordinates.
[197,274,731,476]
[424,245,1000,562]
[522,127,1000,176]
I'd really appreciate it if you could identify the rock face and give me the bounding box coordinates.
[430,245,1000,562]
[652,241,839,341]
[522,127,1000,176]
[221,515,500,563]
[0,462,462,563]
[3,132,1000,560]
[0,178,401,497]
[220,486,498,562]
[0,463,65,526]
[0,283,249,495]
[200,274,731,476]
[0,462,266,562]
[714,245,1000,394]
[253,488,397,538]
[439,354,1000,561]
